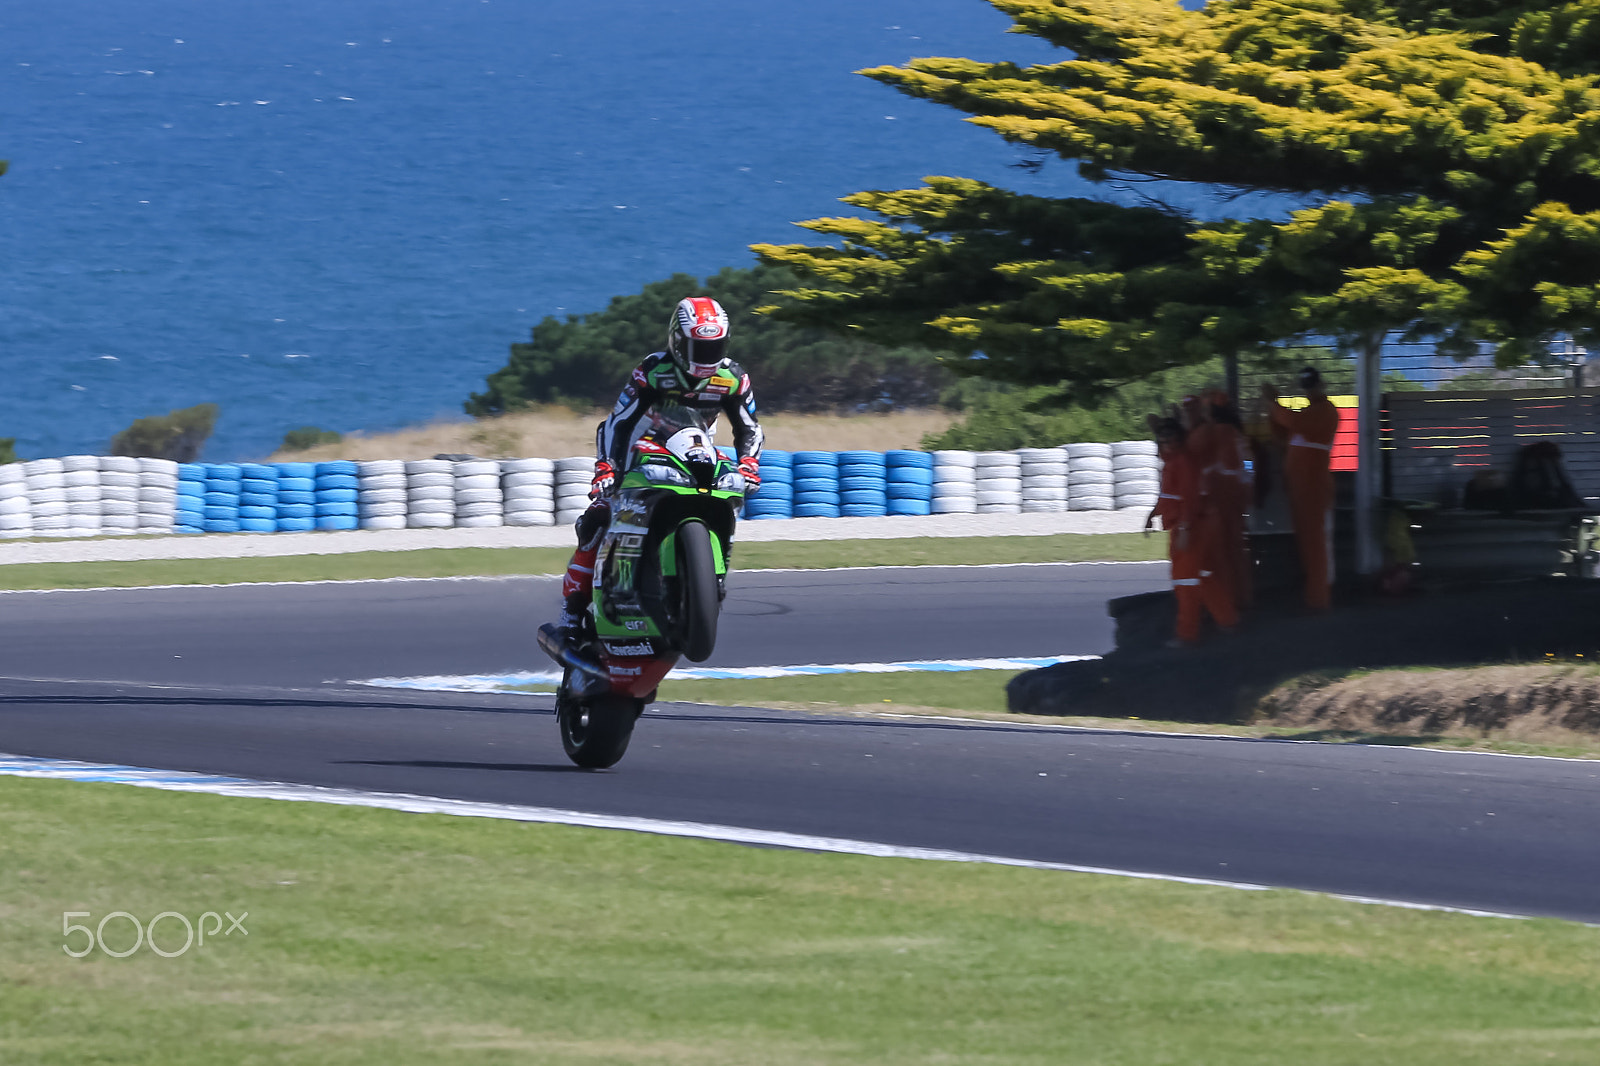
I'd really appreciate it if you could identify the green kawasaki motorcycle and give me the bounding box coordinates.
[537,407,746,769]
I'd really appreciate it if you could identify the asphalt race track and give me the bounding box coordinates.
[3,561,1599,922]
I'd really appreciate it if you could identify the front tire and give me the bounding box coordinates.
[557,673,641,769]
[676,519,720,663]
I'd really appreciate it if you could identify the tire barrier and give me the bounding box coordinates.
[501,457,556,527]
[931,450,978,515]
[0,443,1169,538]
[791,450,840,518]
[0,464,29,539]
[885,449,933,517]
[454,459,504,529]
[742,449,792,520]
[554,456,593,528]
[405,459,455,529]
[838,449,888,517]
[974,451,1024,514]
[355,459,406,531]
[135,457,179,535]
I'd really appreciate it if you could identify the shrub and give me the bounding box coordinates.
[108,403,219,462]
[280,426,344,452]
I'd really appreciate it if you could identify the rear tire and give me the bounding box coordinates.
[557,675,641,769]
[676,519,720,663]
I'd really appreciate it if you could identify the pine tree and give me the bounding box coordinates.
[754,0,1600,396]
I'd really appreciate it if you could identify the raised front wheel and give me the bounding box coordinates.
[676,519,720,663]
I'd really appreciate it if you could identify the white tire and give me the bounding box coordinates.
[974,477,1022,493]
[0,513,30,530]
[454,487,502,506]
[501,457,555,474]
[359,475,407,493]
[32,500,68,517]
[1115,478,1161,496]
[502,471,553,490]
[62,455,99,473]
[1065,443,1113,460]
[976,501,1022,514]
[456,501,504,519]
[0,496,28,515]
[406,512,453,528]
[1071,455,1113,473]
[556,455,593,472]
[407,472,454,490]
[25,459,64,476]
[1116,494,1159,509]
[64,485,99,503]
[100,500,137,517]
[976,490,1023,507]
[1069,471,1115,488]
[99,486,138,504]
[359,502,407,518]
[405,460,453,476]
[506,510,556,526]
[1022,499,1068,513]
[407,500,455,515]
[99,471,139,489]
[1020,463,1070,479]
[931,483,977,499]
[452,460,500,477]
[1022,487,1069,502]
[361,515,408,530]
[1069,495,1115,511]
[456,514,505,528]
[1021,474,1068,491]
[505,498,555,514]
[1112,440,1158,457]
[407,485,455,502]
[0,467,22,486]
[100,514,138,529]
[363,487,408,505]
[974,451,1021,471]
[931,497,977,514]
[98,456,140,474]
[139,472,179,489]
[454,473,500,491]
[138,458,180,476]
[932,450,977,468]
[358,460,406,477]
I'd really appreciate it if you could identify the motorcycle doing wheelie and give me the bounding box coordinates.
[537,406,746,768]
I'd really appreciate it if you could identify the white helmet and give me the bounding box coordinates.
[666,296,730,381]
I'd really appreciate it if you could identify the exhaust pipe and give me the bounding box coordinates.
[537,624,610,694]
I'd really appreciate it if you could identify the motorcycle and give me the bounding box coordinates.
[536,406,746,768]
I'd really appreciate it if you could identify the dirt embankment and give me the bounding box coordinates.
[1258,663,1600,748]
[268,407,958,462]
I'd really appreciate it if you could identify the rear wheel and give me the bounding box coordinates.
[675,519,720,663]
[557,672,641,769]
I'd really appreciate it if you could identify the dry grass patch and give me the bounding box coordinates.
[268,406,958,462]
[1258,663,1600,751]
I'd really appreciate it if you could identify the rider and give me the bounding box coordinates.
[553,295,764,644]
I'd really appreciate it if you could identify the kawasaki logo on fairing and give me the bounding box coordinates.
[604,641,655,656]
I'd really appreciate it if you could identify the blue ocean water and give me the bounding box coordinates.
[1,0,1087,460]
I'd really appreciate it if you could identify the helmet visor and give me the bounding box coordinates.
[685,336,725,376]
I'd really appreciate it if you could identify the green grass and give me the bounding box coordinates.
[2,775,1599,1064]
[0,533,1163,591]
[656,669,1019,714]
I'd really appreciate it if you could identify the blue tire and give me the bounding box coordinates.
[239,505,276,520]
[886,467,935,486]
[240,478,277,495]
[175,510,203,527]
[315,474,359,492]
[840,503,888,517]
[203,505,239,521]
[239,492,277,508]
[838,451,885,467]
[204,464,241,481]
[315,515,359,530]
[239,464,277,480]
[239,517,276,532]
[792,451,837,468]
[839,476,887,494]
[176,464,205,481]
[202,491,237,507]
[792,477,838,495]
[276,503,315,519]
[316,461,359,477]
[277,476,315,493]
[887,483,932,501]
[202,518,240,533]
[886,450,934,468]
[888,498,932,516]
[793,503,840,518]
[315,487,359,504]
[276,517,316,532]
[177,479,204,496]
[277,463,317,479]
[277,490,315,505]
[315,502,358,517]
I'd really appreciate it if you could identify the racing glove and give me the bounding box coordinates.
[739,455,761,492]
[589,460,616,500]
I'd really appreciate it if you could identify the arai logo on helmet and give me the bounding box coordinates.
[692,323,723,339]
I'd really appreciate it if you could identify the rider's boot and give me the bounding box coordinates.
[553,545,599,648]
